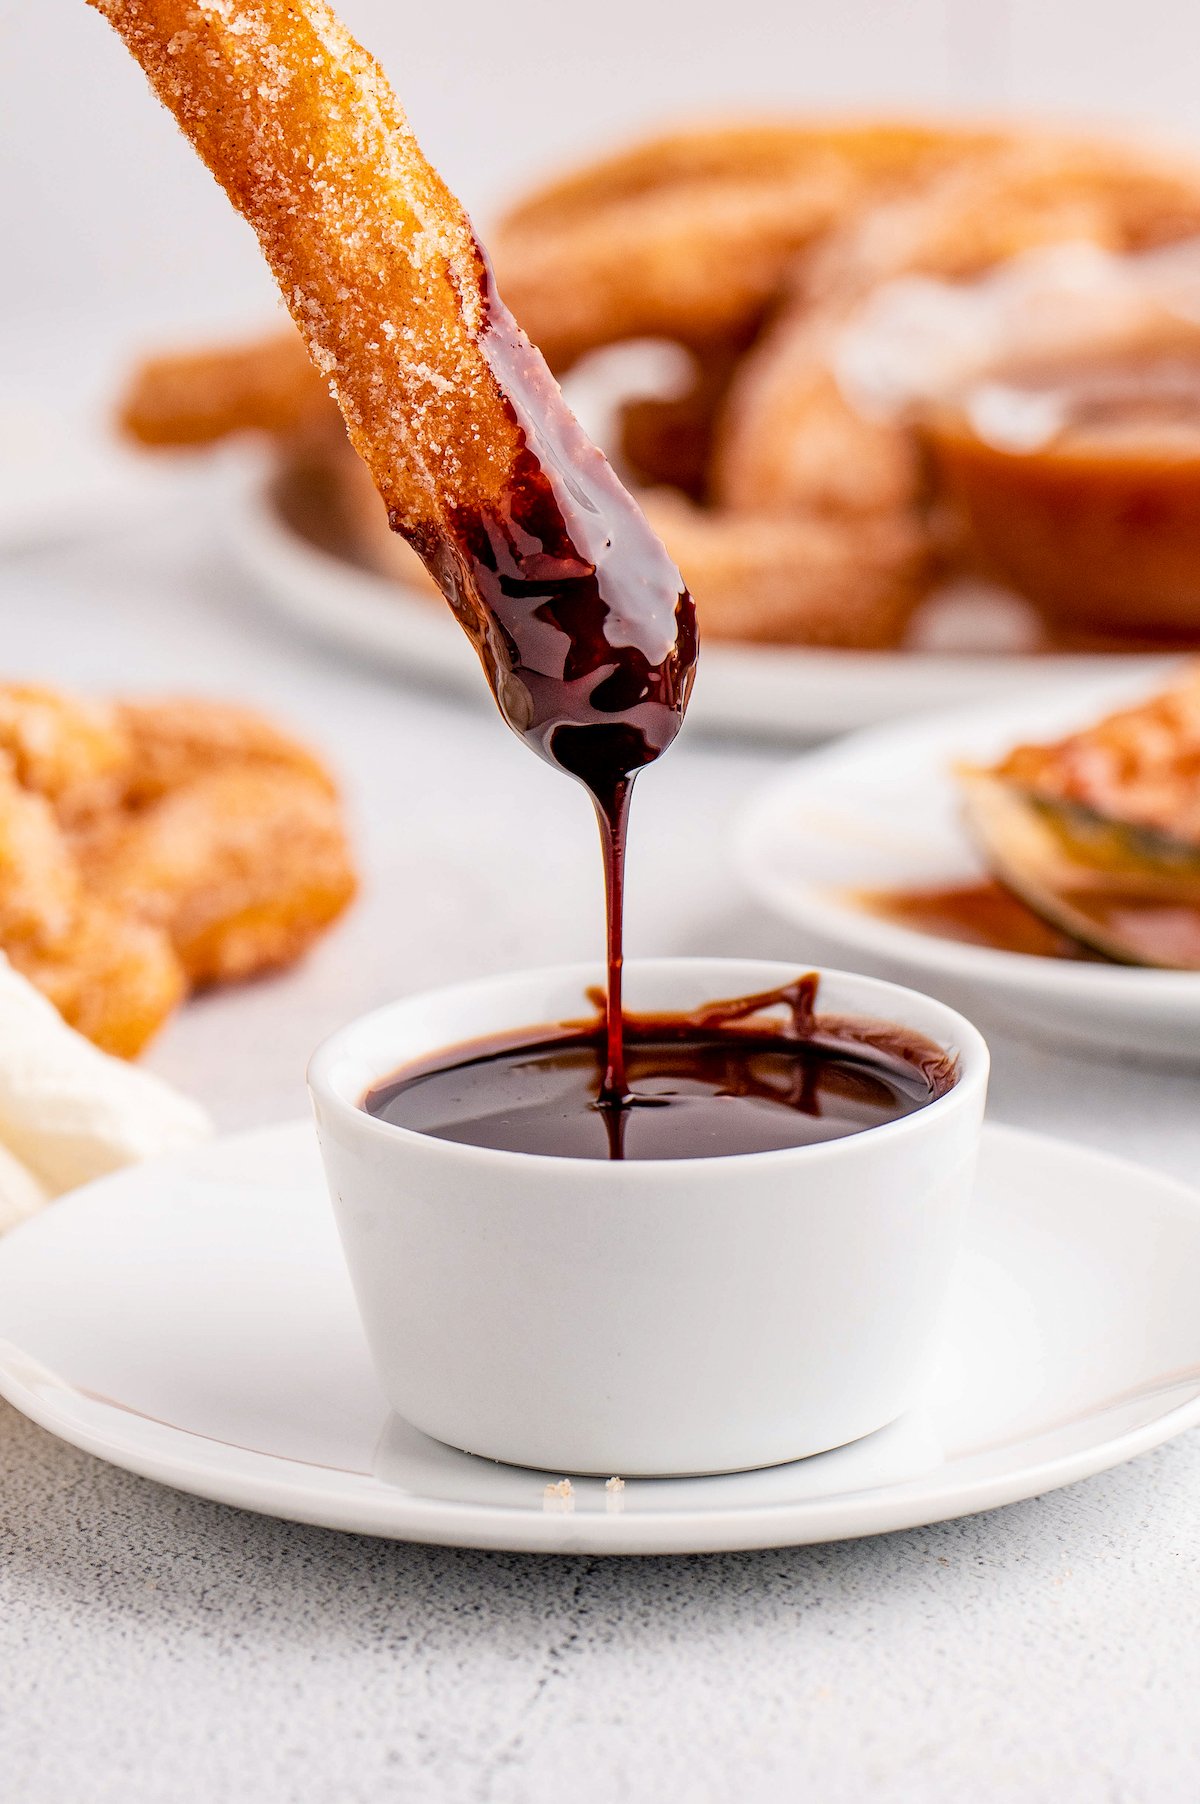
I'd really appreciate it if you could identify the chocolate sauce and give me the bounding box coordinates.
[364,977,958,1162]
[391,260,697,1103]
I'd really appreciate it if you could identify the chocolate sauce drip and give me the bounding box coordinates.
[364,976,959,1162]
[391,261,697,1104]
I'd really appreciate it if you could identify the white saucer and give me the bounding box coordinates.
[230,474,1168,743]
[1,1121,1198,1553]
[739,673,1200,1063]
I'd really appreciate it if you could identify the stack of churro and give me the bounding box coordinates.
[117,98,1200,650]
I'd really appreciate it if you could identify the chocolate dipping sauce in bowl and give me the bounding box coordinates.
[308,958,988,1476]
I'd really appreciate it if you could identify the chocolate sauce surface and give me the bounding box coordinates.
[363,978,957,1162]
[391,261,698,1102]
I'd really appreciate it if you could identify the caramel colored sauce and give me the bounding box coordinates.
[857,876,1200,967]
[855,879,1097,959]
[924,340,1200,640]
[1057,893,1200,967]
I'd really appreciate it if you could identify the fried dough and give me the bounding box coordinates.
[78,767,356,987]
[716,139,1200,519]
[493,120,1014,369]
[0,683,355,1054]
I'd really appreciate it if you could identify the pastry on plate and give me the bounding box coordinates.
[960,667,1200,967]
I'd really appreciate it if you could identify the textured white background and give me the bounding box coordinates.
[3,2,1200,1798]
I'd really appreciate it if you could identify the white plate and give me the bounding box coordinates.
[739,674,1200,1062]
[230,475,1171,741]
[1,1120,1198,1553]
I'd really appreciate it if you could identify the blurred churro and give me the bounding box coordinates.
[0,685,129,826]
[493,120,1014,370]
[120,329,328,448]
[0,755,185,1056]
[0,682,355,1055]
[78,765,357,987]
[639,492,931,648]
[716,138,1200,520]
[109,70,1200,654]
[115,697,338,804]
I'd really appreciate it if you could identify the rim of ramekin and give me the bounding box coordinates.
[307,958,989,1180]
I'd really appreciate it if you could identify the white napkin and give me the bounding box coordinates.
[0,953,212,1233]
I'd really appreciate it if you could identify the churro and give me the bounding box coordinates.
[90,0,695,806]
[0,685,130,826]
[90,0,701,1103]
[90,0,523,532]
[639,491,930,648]
[120,329,325,448]
[115,697,338,804]
[716,138,1200,520]
[78,764,356,986]
[0,756,186,1056]
[0,681,355,1054]
[493,120,1014,371]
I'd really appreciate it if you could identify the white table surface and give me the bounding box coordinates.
[2,477,1199,1804]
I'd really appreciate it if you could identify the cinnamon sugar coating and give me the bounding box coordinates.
[90,0,522,531]
[0,683,355,1055]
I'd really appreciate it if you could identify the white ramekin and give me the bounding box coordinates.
[308,959,988,1476]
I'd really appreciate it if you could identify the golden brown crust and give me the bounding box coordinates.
[0,681,355,1054]
[0,758,86,954]
[11,906,188,1060]
[639,491,932,648]
[0,756,185,1057]
[119,330,330,448]
[712,304,929,520]
[0,685,130,826]
[116,697,339,803]
[990,665,1200,847]
[78,766,357,987]
[716,138,1200,521]
[89,0,522,530]
[809,137,1200,301]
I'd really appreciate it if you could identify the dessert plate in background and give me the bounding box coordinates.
[738,674,1200,1062]
[1,1120,1199,1553]
[230,473,1169,742]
